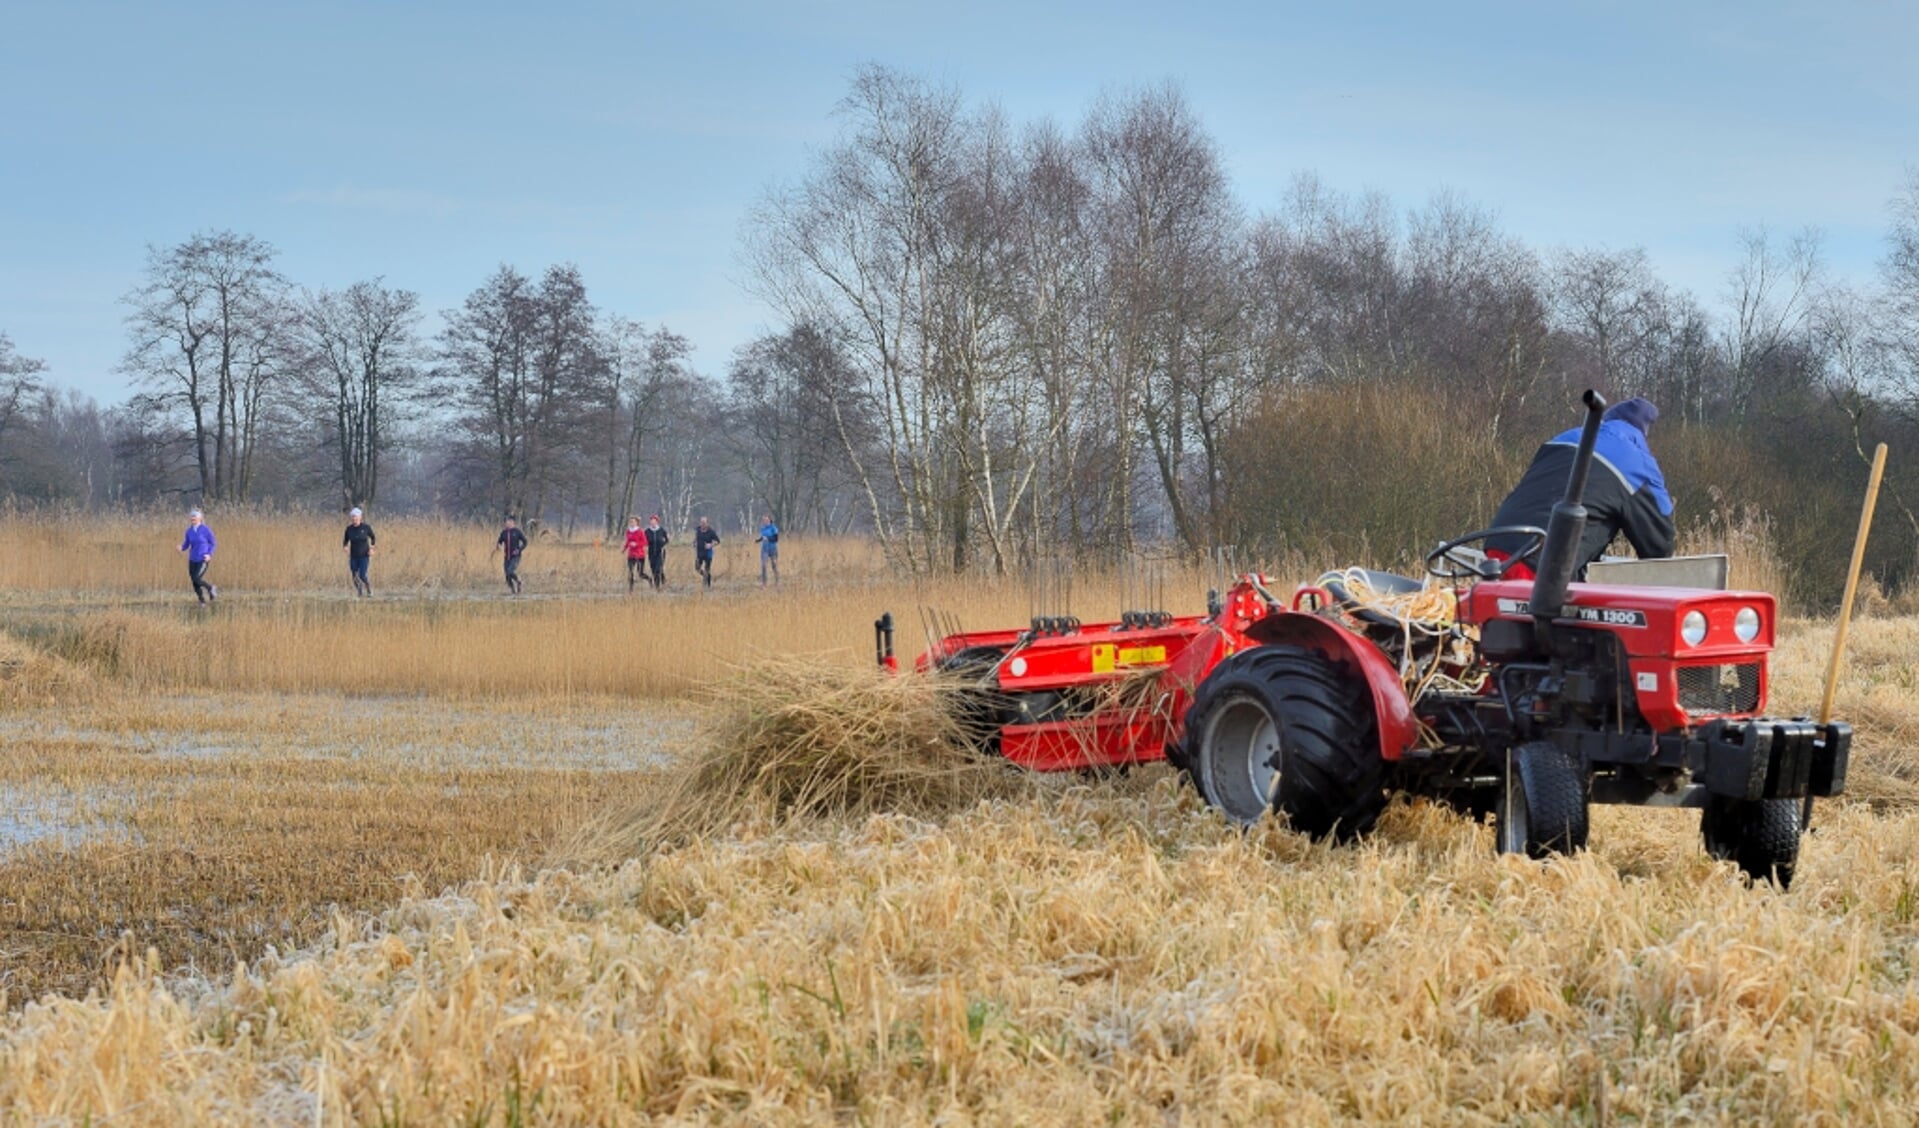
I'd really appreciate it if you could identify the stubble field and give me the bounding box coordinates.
[0,513,1917,1125]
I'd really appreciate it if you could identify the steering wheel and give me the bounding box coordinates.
[1425,526,1547,581]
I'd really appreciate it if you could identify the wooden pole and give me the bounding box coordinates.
[1819,443,1888,725]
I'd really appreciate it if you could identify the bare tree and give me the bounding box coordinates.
[727,323,870,533]
[442,264,607,522]
[1079,83,1243,555]
[1403,194,1550,442]
[1268,176,1406,387]
[1552,247,1655,393]
[0,331,47,459]
[1881,169,1919,414]
[605,320,687,534]
[440,265,537,515]
[745,64,972,571]
[1723,225,1824,418]
[643,373,724,532]
[1008,121,1100,556]
[299,280,423,509]
[1,387,118,504]
[121,231,290,501]
[522,265,603,524]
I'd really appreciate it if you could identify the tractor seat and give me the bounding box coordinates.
[1319,568,1426,631]
[1353,569,1423,596]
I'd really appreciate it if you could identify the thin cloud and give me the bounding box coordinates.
[282,186,466,218]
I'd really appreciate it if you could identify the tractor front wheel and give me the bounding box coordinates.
[1179,645,1385,839]
[1701,796,1799,889]
[1495,742,1589,859]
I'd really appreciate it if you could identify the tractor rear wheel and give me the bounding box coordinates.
[1701,796,1799,889]
[1180,645,1385,839]
[1495,742,1589,859]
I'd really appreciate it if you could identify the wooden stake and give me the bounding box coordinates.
[1819,443,1888,725]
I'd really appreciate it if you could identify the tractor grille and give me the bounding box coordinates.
[1677,663,1760,716]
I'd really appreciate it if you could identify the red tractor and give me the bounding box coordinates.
[877,391,1850,885]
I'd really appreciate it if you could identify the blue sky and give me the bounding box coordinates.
[3,0,1914,402]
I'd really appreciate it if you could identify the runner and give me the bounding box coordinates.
[644,515,669,590]
[342,507,376,596]
[757,513,780,587]
[622,516,646,592]
[694,516,720,588]
[495,516,528,594]
[178,509,217,604]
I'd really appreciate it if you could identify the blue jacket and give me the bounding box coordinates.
[1488,418,1675,572]
[1547,418,1673,517]
[181,523,216,562]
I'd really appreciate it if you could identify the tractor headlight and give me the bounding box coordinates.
[1681,610,1708,647]
[1734,605,1761,643]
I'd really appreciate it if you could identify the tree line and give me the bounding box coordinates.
[2,65,1917,601]
[0,245,854,539]
[740,66,1919,598]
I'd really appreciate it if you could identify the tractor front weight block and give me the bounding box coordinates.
[1695,718,1851,802]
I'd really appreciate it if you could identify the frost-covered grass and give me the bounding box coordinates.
[8,784,1919,1124]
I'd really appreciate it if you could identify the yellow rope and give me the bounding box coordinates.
[1313,569,1487,744]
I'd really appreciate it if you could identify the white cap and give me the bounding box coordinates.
[349,507,363,518]
[189,509,203,518]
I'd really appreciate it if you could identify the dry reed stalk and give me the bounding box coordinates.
[0,633,96,709]
[12,789,1919,1124]
[0,691,660,1003]
[1769,615,1919,806]
[8,563,1233,700]
[1082,666,1175,724]
[1678,502,1793,611]
[0,515,904,596]
[563,657,1027,865]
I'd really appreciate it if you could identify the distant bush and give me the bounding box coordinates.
[1218,378,1914,612]
[1222,379,1524,576]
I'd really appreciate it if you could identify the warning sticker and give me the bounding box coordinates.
[1091,644,1115,673]
[1117,645,1167,667]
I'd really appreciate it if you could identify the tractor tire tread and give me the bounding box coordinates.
[1702,797,1799,889]
[1502,742,1589,858]
[1182,644,1386,841]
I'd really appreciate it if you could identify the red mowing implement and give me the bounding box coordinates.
[876,390,1850,886]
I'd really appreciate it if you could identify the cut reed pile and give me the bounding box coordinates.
[564,658,1026,865]
[0,633,95,710]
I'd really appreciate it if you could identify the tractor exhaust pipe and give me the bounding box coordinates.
[1532,389,1607,647]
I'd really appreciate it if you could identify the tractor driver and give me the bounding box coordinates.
[1485,396,1675,580]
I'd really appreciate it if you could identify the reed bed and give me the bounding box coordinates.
[8,788,1919,1123]
[7,570,1232,701]
[0,507,1880,614]
[1772,614,1919,807]
[2,515,1917,1123]
[0,692,684,1002]
[0,513,897,596]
